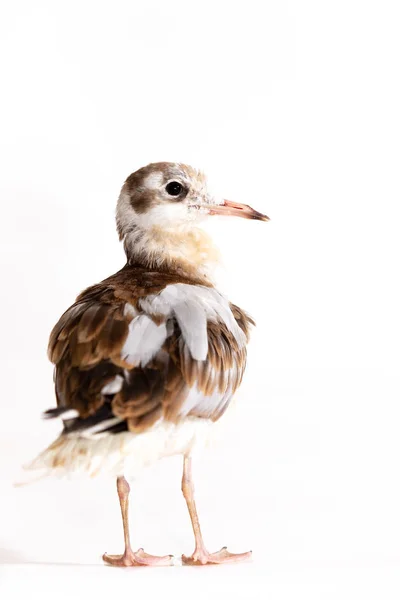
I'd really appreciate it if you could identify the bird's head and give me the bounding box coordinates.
[116,162,268,279]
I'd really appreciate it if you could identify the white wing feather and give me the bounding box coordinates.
[121,314,168,366]
[138,283,245,362]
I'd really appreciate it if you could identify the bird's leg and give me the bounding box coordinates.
[181,456,252,565]
[103,476,173,567]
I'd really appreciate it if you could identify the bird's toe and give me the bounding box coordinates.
[103,549,174,567]
[182,547,252,566]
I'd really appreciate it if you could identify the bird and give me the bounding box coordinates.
[26,162,269,567]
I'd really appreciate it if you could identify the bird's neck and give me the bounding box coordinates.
[123,225,221,283]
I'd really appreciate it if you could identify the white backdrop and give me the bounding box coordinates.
[1,1,399,598]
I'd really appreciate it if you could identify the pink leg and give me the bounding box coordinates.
[103,476,173,567]
[181,456,252,565]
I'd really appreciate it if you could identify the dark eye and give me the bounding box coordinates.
[165,181,183,196]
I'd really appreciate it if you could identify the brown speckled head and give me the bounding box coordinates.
[124,162,207,216]
[116,162,210,240]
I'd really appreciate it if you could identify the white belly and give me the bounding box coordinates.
[26,417,215,480]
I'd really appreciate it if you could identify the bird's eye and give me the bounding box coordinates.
[165,181,183,196]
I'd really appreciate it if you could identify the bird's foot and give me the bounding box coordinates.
[182,546,252,566]
[103,548,174,567]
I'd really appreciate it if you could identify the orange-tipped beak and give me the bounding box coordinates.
[208,199,269,221]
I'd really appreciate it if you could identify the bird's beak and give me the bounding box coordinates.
[208,199,269,222]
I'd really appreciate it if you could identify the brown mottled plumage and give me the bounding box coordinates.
[48,263,254,430]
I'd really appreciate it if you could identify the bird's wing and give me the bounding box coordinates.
[47,271,254,436]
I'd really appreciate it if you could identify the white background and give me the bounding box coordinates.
[1,0,399,598]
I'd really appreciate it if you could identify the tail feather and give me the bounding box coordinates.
[42,407,79,420]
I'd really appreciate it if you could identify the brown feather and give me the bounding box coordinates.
[77,304,110,342]
[127,405,163,433]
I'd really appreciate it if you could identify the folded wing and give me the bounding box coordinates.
[47,280,254,436]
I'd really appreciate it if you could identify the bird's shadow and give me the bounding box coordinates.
[0,546,100,567]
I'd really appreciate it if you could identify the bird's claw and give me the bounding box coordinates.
[182,546,252,565]
[103,548,174,567]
